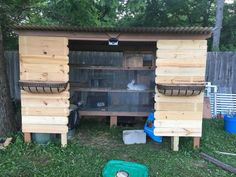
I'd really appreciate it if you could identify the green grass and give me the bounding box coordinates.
[0,119,236,177]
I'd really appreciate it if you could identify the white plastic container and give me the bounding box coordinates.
[123,130,146,145]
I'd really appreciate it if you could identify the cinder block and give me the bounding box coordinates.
[123,130,146,145]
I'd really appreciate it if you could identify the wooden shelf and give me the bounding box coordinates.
[78,105,153,116]
[79,111,149,117]
[70,87,154,93]
[69,64,155,70]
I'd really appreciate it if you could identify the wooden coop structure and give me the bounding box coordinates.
[15,26,211,149]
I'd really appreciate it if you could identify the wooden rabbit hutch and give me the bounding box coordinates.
[15,26,211,149]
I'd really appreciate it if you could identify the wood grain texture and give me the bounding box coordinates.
[20,71,69,81]
[155,40,207,138]
[154,127,201,137]
[21,91,69,99]
[155,76,205,84]
[156,67,205,76]
[157,40,207,50]
[154,111,203,120]
[22,116,68,125]
[21,107,70,116]
[20,63,69,73]
[19,36,68,56]
[21,97,69,108]
[171,136,179,151]
[22,124,68,133]
[155,92,204,103]
[156,58,206,68]
[154,120,202,128]
[157,50,206,60]
[20,55,68,64]
[155,102,195,111]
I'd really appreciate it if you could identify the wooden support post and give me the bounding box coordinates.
[171,136,179,151]
[61,133,67,147]
[193,137,200,149]
[110,116,117,128]
[24,132,31,143]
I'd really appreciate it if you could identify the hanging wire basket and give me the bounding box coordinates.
[19,80,68,94]
[156,83,205,96]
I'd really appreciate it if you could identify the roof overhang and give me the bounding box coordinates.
[14,25,212,41]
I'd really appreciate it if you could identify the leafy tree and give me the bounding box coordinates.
[117,0,147,27]
[220,2,236,50]
[0,0,37,135]
[41,0,99,26]
[140,0,215,27]
[1,0,236,50]
[95,0,121,26]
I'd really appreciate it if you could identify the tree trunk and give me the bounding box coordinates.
[0,26,16,136]
[212,0,225,51]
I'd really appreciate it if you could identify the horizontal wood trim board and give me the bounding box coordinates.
[19,36,68,56]
[154,111,203,120]
[21,91,69,99]
[20,55,69,59]
[156,58,206,68]
[156,67,205,76]
[155,102,203,112]
[22,124,68,133]
[18,31,210,41]
[21,107,70,116]
[155,93,204,103]
[21,98,69,108]
[20,63,69,73]
[22,116,68,125]
[155,76,205,84]
[20,58,68,65]
[154,120,202,128]
[20,56,68,65]
[157,49,206,53]
[157,52,206,60]
[157,40,207,50]
[155,102,195,111]
[20,72,69,82]
[154,127,201,137]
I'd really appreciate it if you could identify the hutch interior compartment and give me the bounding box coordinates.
[69,40,156,121]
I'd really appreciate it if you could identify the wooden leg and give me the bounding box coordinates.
[193,137,200,149]
[171,136,179,151]
[110,116,117,128]
[24,133,31,143]
[61,133,67,147]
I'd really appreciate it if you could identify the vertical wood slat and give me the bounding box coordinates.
[206,52,236,93]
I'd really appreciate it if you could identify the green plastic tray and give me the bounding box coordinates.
[102,160,148,177]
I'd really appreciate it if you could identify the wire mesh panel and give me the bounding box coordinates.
[69,50,156,114]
